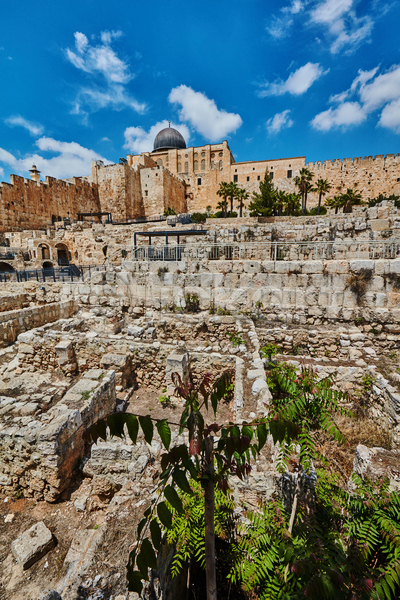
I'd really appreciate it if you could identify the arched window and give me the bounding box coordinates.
[219,160,223,168]
[194,161,198,171]
[201,159,205,170]
[156,159,163,167]
[178,163,182,172]
[184,162,188,173]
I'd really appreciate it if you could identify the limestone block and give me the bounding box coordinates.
[370,219,390,231]
[91,272,106,284]
[349,260,374,273]
[11,522,54,569]
[352,445,400,490]
[389,261,400,274]
[200,273,213,288]
[54,340,73,366]
[127,325,144,337]
[301,261,323,274]
[243,260,261,274]
[101,353,129,370]
[166,350,189,395]
[324,261,349,274]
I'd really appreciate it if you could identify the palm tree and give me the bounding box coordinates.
[294,168,314,213]
[342,188,363,213]
[325,195,346,214]
[275,190,287,216]
[235,187,249,217]
[313,178,332,215]
[227,181,238,214]
[216,182,230,218]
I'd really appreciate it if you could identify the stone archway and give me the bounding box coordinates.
[38,243,51,260]
[0,262,15,273]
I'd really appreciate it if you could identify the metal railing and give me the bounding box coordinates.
[127,239,400,262]
[0,264,107,283]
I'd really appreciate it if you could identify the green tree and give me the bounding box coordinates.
[342,188,363,213]
[227,181,239,214]
[85,370,300,600]
[248,170,277,216]
[325,195,346,214]
[294,168,314,213]
[216,182,230,218]
[313,178,332,215]
[235,187,249,217]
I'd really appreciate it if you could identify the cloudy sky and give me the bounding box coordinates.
[0,0,399,181]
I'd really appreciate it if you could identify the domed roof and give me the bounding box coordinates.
[153,126,186,151]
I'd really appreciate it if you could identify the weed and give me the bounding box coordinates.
[195,263,200,271]
[260,343,279,363]
[386,273,400,290]
[81,390,91,400]
[157,266,169,278]
[121,249,128,258]
[354,316,365,326]
[159,394,172,408]
[226,331,244,347]
[244,228,255,241]
[93,524,99,530]
[325,349,331,357]
[389,350,398,361]
[216,307,231,316]
[346,268,373,304]
[371,328,380,335]
[14,488,24,499]
[361,372,376,393]
[184,293,200,313]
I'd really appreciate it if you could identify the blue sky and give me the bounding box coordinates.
[0,0,399,182]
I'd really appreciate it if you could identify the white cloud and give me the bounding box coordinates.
[268,0,374,54]
[64,31,146,118]
[5,115,44,136]
[0,166,4,179]
[168,85,242,141]
[311,101,366,130]
[359,65,400,112]
[266,110,294,134]
[379,98,400,134]
[259,62,327,97]
[0,137,111,180]
[124,121,191,154]
[313,64,400,134]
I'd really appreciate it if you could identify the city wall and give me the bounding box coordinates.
[0,175,99,233]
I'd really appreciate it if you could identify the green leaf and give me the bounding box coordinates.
[139,415,154,445]
[126,568,143,594]
[256,423,268,451]
[139,538,158,570]
[88,419,107,444]
[164,485,184,513]
[137,517,148,539]
[156,419,171,450]
[157,501,173,529]
[173,468,193,495]
[126,414,139,444]
[107,413,126,438]
[150,518,162,551]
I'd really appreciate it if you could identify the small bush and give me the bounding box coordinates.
[159,394,172,408]
[308,206,327,215]
[185,293,200,312]
[226,331,245,347]
[157,266,169,278]
[164,207,177,216]
[190,212,207,223]
[121,249,128,258]
[347,268,373,304]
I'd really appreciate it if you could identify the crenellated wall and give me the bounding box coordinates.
[306,153,400,204]
[0,175,100,232]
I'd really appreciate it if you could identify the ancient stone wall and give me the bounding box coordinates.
[0,300,77,347]
[306,153,400,206]
[0,175,99,233]
[140,166,186,215]
[0,369,116,501]
[91,162,144,221]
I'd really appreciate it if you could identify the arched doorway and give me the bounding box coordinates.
[42,261,54,269]
[38,243,51,260]
[55,243,70,266]
[0,262,14,273]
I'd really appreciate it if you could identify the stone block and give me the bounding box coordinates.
[166,350,190,395]
[370,219,390,231]
[349,260,374,273]
[11,522,54,569]
[54,340,73,366]
[243,260,261,274]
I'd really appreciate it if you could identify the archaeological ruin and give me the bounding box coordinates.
[0,126,400,600]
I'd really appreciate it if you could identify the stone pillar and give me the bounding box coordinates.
[166,350,190,397]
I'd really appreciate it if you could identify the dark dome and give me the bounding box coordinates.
[153,126,186,151]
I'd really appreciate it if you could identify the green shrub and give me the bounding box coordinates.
[190,212,207,223]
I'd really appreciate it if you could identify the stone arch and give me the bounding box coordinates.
[194,160,198,171]
[42,261,54,269]
[38,243,51,260]
[0,262,15,272]
[184,162,188,173]
[201,159,205,170]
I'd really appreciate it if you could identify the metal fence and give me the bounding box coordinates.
[127,239,400,262]
[0,264,107,283]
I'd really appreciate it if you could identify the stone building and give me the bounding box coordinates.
[0,124,399,233]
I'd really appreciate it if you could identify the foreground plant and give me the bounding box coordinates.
[85,370,299,599]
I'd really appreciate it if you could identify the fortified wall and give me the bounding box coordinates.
[0,175,99,233]
[306,153,400,203]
